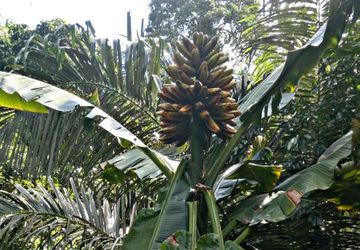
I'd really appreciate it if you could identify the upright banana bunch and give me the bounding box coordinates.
[157,32,240,146]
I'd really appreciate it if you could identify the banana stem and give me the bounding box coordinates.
[222,220,238,238]
[205,119,251,186]
[202,189,225,250]
[188,201,198,250]
[189,117,205,184]
[234,226,250,245]
[197,194,208,235]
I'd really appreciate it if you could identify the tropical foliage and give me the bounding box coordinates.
[0,0,359,249]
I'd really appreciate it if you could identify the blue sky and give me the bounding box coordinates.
[0,0,150,38]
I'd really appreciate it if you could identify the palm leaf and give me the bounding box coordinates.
[231,0,322,66]
[0,178,122,249]
[0,108,13,127]
[16,22,168,112]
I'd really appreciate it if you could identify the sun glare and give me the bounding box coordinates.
[0,0,150,38]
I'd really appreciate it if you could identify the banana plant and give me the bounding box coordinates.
[144,1,357,249]
[0,0,359,249]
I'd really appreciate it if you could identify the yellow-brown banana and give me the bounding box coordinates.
[157,32,240,146]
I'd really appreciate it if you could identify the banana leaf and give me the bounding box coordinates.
[149,160,191,249]
[122,209,159,250]
[0,71,145,147]
[101,148,179,182]
[228,131,353,225]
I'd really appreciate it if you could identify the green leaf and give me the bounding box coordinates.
[0,71,176,179]
[0,71,146,148]
[118,138,133,149]
[88,88,100,106]
[0,90,48,113]
[102,149,163,181]
[228,194,269,224]
[227,163,283,193]
[0,71,92,112]
[276,131,353,193]
[230,132,353,225]
[352,0,360,21]
[100,165,127,184]
[150,160,191,249]
[250,191,298,224]
[159,232,245,250]
[311,160,360,210]
[123,209,159,250]
[213,162,282,200]
[101,148,178,182]
[314,180,360,210]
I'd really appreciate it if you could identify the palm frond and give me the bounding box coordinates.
[16,22,169,112]
[0,178,123,249]
[237,0,320,61]
[0,108,13,128]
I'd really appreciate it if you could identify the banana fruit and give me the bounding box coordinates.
[157,32,240,146]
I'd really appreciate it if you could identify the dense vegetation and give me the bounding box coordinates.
[0,0,359,249]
